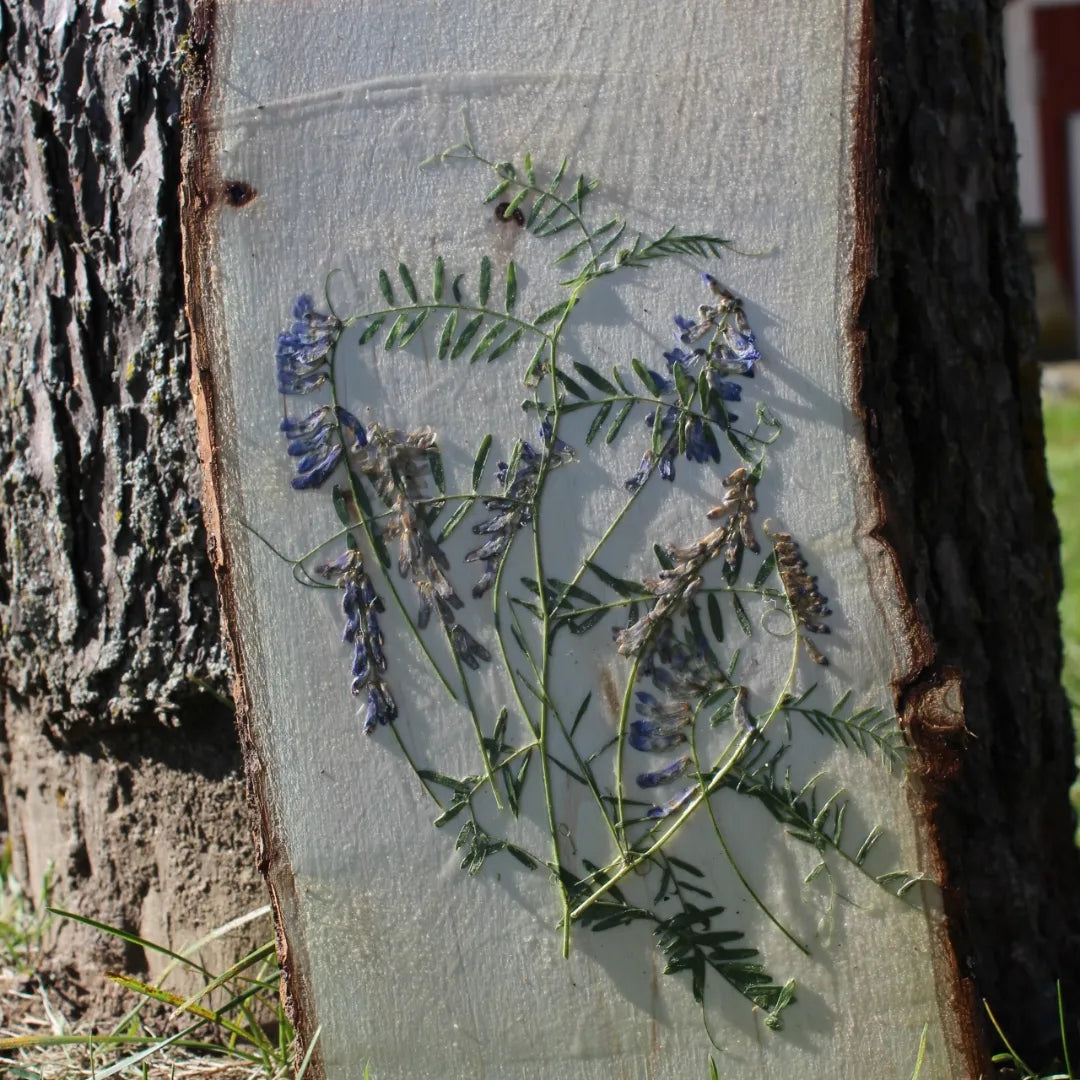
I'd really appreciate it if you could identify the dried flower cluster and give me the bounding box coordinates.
[276,294,341,394]
[763,522,832,666]
[616,466,760,660]
[625,275,756,491]
[614,466,764,815]
[466,420,574,598]
[353,424,490,669]
[318,550,396,733]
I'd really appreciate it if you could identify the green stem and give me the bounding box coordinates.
[688,705,810,955]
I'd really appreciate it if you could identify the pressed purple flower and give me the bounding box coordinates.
[467,430,569,598]
[540,418,575,463]
[683,418,719,464]
[663,346,706,377]
[363,683,397,734]
[673,312,698,343]
[367,611,386,670]
[275,295,342,396]
[646,787,695,820]
[710,325,759,377]
[658,446,676,481]
[281,405,332,440]
[350,639,369,686]
[708,370,742,402]
[636,755,693,789]
[318,549,395,734]
[335,407,367,448]
[291,442,343,490]
[629,719,688,752]
[635,692,692,722]
[450,624,492,670]
[624,450,654,492]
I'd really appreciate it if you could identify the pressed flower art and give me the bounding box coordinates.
[260,117,921,1042]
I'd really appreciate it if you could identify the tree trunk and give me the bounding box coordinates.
[0,0,261,1002]
[861,0,1080,1063]
[180,0,1080,1076]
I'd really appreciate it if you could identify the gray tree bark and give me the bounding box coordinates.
[0,0,262,1005]
[860,0,1080,1067]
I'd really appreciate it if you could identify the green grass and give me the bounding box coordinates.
[0,839,54,976]
[1043,393,1080,827]
[0,902,318,1079]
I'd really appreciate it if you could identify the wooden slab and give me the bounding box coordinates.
[182,1,966,1075]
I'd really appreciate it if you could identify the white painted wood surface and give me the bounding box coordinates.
[192,2,962,1075]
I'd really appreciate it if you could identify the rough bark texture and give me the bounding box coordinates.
[861,0,1080,1066]
[0,0,262,1000]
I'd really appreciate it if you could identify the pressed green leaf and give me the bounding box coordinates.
[727,430,753,461]
[707,593,724,642]
[650,399,666,455]
[378,268,394,304]
[554,368,589,400]
[398,262,418,303]
[504,189,529,219]
[612,367,631,394]
[426,448,446,494]
[505,260,518,312]
[697,369,713,414]
[436,500,474,544]
[383,312,409,350]
[687,602,716,663]
[486,327,524,363]
[479,255,492,307]
[434,802,469,827]
[470,319,508,363]
[452,273,464,303]
[451,313,484,359]
[554,232,594,265]
[753,552,778,589]
[595,221,628,258]
[397,309,428,348]
[732,593,753,636]
[331,484,349,526]
[506,845,537,870]
[672,361,693,405]
[570,692,591,737]
[357,316,385,346]
[472,433,493,489]
[523,151,536,186]
[526,190,548,229]
[572,361,617,395]
[567,610,606,634]
[632,358,662,395]
[532,203,561,235]
[606,401,634,443]
[533,300,569,327]
[437,311,458,360]
[547,156,568,191]
[483,178,512,203]
[653,543,674,571]
[432,255,444,301]
[536,215,579,239]
[585,401,613,445]
[586,560,645,598]
[524,341,546,387]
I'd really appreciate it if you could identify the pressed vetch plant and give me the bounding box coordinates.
[260,114,922,1040]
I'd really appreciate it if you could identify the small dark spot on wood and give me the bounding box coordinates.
[494,201,524,227]
[223,180,257,207]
